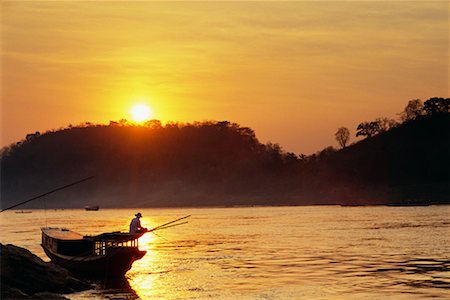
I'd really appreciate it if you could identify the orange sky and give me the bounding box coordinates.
[1,1,448,154]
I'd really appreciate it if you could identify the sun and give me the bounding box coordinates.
[130,103,153,123]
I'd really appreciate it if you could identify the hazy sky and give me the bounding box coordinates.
[1,1,448,154]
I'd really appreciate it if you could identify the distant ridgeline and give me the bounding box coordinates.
[1,97,449,208]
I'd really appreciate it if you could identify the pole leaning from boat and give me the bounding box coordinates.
[147,215,191,233]
[154,221,189,231]
[0,176,95,213]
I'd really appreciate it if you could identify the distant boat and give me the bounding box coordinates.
[15,210,32,214]
[84,205,99,211]
[41,227,146,278]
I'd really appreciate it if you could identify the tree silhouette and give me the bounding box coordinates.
[119,119,128,126]
[376,117,398,132]
[356,121,381,138]
[335,127,350,148]
[401,99,423,121]
[144,119,162,129]
[423,97,450,115]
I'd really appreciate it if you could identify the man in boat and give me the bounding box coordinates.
[130,212,148,233]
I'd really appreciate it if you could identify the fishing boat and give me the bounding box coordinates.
[1,176,189,278]
[41,227,146,278]
[84,205,99,211]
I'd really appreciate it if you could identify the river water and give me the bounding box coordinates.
[1,206,449,299]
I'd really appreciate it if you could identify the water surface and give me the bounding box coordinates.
[1,206,449,299]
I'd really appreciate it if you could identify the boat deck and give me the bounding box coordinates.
[41,227,84,240]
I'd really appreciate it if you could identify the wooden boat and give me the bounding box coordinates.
[41,227,146,278]
[84,205,99,211]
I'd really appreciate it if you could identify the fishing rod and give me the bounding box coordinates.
[0,176,95,213]
[150,231,170,242]
[147,215,191,233]
[153,221,189,231]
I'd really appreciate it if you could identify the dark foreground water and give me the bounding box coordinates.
[1,206,449,299]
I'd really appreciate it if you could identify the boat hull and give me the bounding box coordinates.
[84,205,99,211]
[42,244,146,278]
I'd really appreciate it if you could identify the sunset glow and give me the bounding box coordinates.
[0,1,448,297]
[1,1,448,153]
[130,104,153,123]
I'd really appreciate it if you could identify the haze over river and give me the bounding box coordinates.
[1,206,449,299]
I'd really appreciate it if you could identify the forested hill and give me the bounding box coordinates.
[1,108,448,209]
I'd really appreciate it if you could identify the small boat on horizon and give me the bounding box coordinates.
[41,227,146,278]
[84,205,99,211]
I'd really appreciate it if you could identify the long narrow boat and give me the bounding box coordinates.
[41,227,146,278]
[84,205,99,211]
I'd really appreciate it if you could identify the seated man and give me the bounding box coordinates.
[129,212,147,233]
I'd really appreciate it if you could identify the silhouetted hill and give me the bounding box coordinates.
[301,114,449,205]
[1,115,448,209]
[1,122,295,208]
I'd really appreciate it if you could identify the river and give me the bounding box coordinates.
[1,206,449,299]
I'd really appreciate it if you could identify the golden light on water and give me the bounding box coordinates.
[128,218,159,297]
[1,209,447,299]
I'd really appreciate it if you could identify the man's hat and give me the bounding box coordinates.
[135,212,142,218]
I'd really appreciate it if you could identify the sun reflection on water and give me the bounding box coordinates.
[7,208,444,299]
[127,219,160,299]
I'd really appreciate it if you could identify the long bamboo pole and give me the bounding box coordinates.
[152,221,189,231]
[147,215,191,232]
[0,176,95,213]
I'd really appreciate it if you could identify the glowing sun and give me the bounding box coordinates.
[130,103,153,122]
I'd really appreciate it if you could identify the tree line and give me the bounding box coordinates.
[335,97,449,148]
[1,97,448,208]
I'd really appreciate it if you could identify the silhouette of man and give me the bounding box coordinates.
[129,212,147,233]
